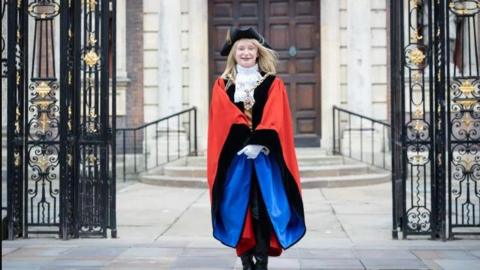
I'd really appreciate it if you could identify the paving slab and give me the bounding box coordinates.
[297,248,356,259]
[300,258,365,269]
[104,257,176,270]
[412,249,478,260]
[170,256,236,269]
[469,249,480,258]
[48,258,112,268]
[2,257,55,270]
[61,246,127,258]
[1,247,19,256]
[3,247,71,257]
[118,247,184,258]
[2,182,480,270]
[354,249,418,259]
[433,259,480,270]
[360,258,430,269]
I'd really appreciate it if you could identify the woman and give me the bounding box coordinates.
[207,27,306,270]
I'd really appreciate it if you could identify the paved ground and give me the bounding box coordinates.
[2,181,480,269]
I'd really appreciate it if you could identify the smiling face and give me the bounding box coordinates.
[234,39,258,68]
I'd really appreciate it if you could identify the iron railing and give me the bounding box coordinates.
[332,105,391,170]
[116,107,198,182]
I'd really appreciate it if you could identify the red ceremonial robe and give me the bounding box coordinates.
[207,75,305,256]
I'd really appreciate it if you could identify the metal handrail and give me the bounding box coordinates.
[332,105,391,170]
[116,107,198,182]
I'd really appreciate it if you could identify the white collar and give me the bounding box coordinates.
[233,64,262,104]
[236,64,260,75]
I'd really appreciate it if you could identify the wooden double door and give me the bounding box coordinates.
[208,0,321,146]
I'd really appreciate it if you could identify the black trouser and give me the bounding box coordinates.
[249,173,271,256]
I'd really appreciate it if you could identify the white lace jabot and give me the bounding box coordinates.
[234,64,262,103]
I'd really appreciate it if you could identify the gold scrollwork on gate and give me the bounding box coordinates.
[454,98,477,109]
[83,49,100,67]
[37,155,50,171]
[36,81,51,98]
[409,48,426,66]
[15,106,21,134]
[459,80,475,95]
[87,154,97,165]
[414,120,424,133]
[414,106,424,119]
[32,81,55,133]
[461,112,473,127]
[14,152,20,167]
[412,72,422,84]
[87,0,97,12]
[68,106,73,131]
[449,0,480,16]
[27,1,60,19]
[88,33,97,46]
[88,108,98,133]
[408,149,429,166]
[410,29,423,43]
[67,154,73,167]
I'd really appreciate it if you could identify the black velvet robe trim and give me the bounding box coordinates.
[211,124,251,217]
[224,74,275,130]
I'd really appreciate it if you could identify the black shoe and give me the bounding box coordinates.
[240,252,255,270]
[254,254,268,270]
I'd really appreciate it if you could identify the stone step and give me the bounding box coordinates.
[301,172,390,188]
[172,154,344,166]
[162,163,370,178]
[295,147,328,156]
[141,174,208,188]
[139,171,390,189]
[139,150,391,189]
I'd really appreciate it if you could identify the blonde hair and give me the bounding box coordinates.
[221,39,278,82]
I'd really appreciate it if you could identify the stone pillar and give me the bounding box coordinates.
[320,0,342,152]
[188,0,209,153]
[157,0,183,119]
[116,0,127,79]
[346,0,372,116]
[115,0,128,117]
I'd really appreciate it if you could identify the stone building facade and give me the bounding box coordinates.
[117,0,389,152]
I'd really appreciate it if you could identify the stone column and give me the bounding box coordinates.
[188,0,209,153]
[116,0,128,79]
[320,0,342,152]
[346,0,372,116]
[115,0,128,117]
[157,0,183,119]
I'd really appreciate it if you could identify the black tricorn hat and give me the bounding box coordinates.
[220,27,271,56]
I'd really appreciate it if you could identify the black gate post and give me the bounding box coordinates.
[389,0,405,240]
[110,0,118,239]
[432,0,447,240]
[6,0,19,240]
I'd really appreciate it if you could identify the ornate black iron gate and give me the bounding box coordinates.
[2,0,116,239]
[391,0,480,239]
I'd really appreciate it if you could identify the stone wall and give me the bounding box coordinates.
[139,0,388,152]
[142,0,208,151]
[339,0,388,122]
